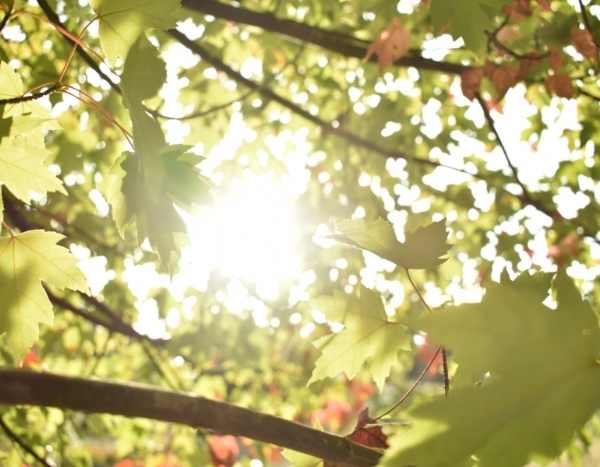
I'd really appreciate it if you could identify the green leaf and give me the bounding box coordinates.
[331,218,450,270]
[430,0,510,51]
[308,287,409,390]
[90,0,181,63]
[103,36,210,269]
[121,33,166,105]
[282,449,322,467]
[0,62,65,214]
[382,272,600,467]
[0,230,88,359]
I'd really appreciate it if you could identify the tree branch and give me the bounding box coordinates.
[168,29,478,178]
[35,0,121,94]
[0,83,59,105]
[0,370,382,466]
[181,0,467,75]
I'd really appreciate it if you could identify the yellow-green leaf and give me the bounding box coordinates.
[382,272,600,467]
[308,287,409,390]
[90,0,181,63]
[0,62,64,212]
[331,218,450,270]
[0,230,88,359]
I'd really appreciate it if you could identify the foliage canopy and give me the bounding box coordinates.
[0,0,599,466]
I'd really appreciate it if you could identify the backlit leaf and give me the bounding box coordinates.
[308,287,409,390]
[90,0,181,63]
[0,62,64,216]
[382,272,600,467]
[330,218,450,270]
[0,230,88,359]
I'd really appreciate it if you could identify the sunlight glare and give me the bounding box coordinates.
[185,174,303,300]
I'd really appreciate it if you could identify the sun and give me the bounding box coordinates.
[184,173,304,299]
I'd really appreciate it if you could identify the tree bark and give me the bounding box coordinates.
[0,370,381,466]
[182,0,468,74]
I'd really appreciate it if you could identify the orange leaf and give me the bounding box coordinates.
[548,48,565,71]
[571,26,598,62]
[486,63,519,99]
[545,73,574,98]
[365,18,411,71]
[460,67,484,100]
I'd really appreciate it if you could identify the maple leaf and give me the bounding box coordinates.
[102,37,210,269]
[330,218,450,270]
[0,62,64,224]
[545,73,574,98]
[308,287,410,390]
[382,272,600,467]
[571,26,598,62]
[460,67,484,100]
[90,0,181,64]
[347,408,388,449]
[0,230,88,359]
[365,18,411,71]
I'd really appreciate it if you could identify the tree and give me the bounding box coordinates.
[0,0,599,465]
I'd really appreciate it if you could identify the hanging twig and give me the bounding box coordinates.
[405,268,450,396]
[0,416,53,467]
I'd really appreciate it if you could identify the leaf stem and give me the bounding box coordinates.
[405,268,450,395]
[373,346,442,421]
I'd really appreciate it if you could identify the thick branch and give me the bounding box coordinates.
[0,370,382,466]
[168,29,477,178]
[182,0,467,74]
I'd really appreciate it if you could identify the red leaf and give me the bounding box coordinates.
[21,350,40,368]
[208,435,239,467]
[347,408,389,449]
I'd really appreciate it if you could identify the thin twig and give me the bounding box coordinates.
[0,83,59,105]
[169,29,479,178]
[486,21,549,61]
[405,268,450,396]
[374,346,442,421]
[475,92,539,209]
[0,416,53,467]
[36,0,120,93]
[0,0,14,32]
[150,91,252,120]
